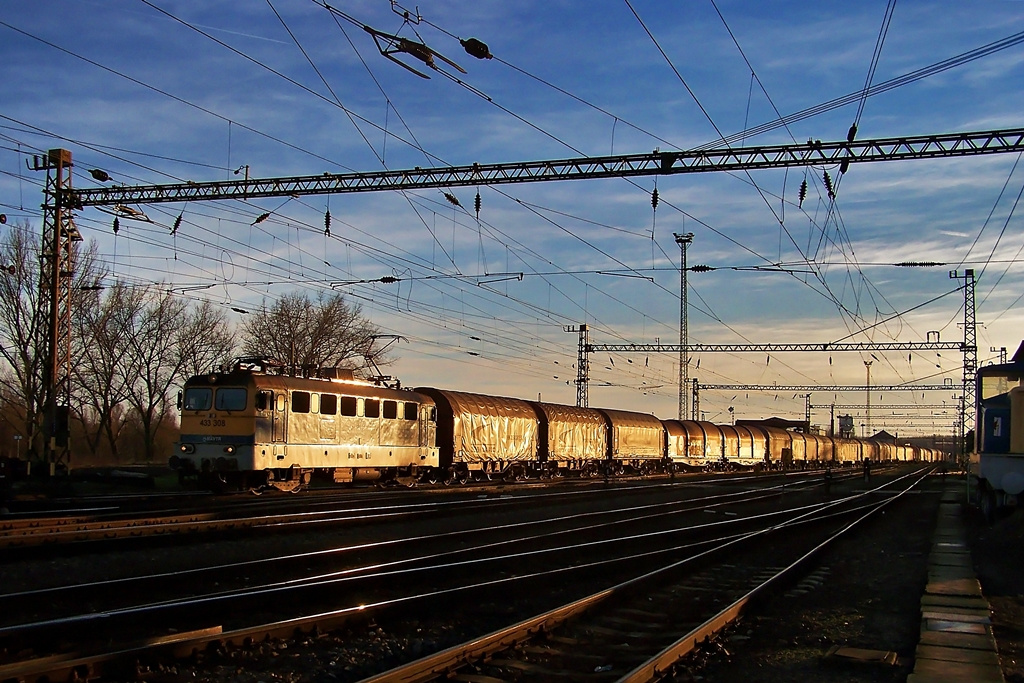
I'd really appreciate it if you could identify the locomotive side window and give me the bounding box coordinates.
[341,396,357,416]
[383,400,398,419]
[365,398,380,418]
[292,391,311,413]
[404,402,418,420]
[256,391,271,411]
[276,394,286,412]
[215,387,247,411]
[321,394,338,415]
[183,388,212,411]
[311,393,320,414]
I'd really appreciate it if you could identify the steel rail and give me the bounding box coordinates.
[0,469,920,682]
[0,474,840,682]
[616,471,926,682]
[1,479,820,640]
[354,468,929,682]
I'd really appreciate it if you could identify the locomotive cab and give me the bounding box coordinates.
[974,342,1024,519]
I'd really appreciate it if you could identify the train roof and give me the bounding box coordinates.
[531,402,605,424]
[186,364,429,402]
[415,387,538,418]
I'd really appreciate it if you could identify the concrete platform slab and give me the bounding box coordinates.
[926,618,988,634]
[921,594,991,610]
[921,609,991,624]
[911,657,1003,682]
[916,644,1002,666]
[925,577,983,597]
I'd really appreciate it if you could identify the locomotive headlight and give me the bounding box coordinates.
[224,446,235,454]
[180,443,195,454]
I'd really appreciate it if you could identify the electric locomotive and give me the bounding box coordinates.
[171,357,439,490]
[973,341,1024,519]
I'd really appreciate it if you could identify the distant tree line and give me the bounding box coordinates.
[0,221,388,467]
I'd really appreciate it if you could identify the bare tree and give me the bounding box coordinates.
[178,299,235,378]
[0,223,105,459]
[121,288,190,463]
[241,291,387,374]
[0,222,45,457]
[71,282,144,462]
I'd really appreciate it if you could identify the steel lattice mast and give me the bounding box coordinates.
[950,269,978,462]
[33,150,81,469]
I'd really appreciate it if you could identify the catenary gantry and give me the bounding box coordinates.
[33,127,1024,466]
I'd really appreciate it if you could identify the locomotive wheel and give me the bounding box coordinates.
[980,486,997,524]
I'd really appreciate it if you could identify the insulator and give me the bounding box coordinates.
[823,171,834,199]
[89,168,110,182]
[461,37,492,60]
[798,179,807,207]
[474,191,481,217]
[324,209,332,236]
[840,157,850,174]
[172,213,182,235]
[112,217,119,234]
[689,264,714,272]
[252,212,270,225]
[379,276,399,283]
[651,187,659,211]
[444,192,460,207]
[847,123,858,143]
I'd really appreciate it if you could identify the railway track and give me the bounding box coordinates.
[0,466,923,682]
[360,470,927,682]
[0,468,838,549]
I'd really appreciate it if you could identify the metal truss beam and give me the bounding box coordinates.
[698,384,953,392]
[68,127,1024,207]
[819,404,950,410]
[590,341,964,354]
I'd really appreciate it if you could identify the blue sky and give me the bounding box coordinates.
[2,1,1024,436]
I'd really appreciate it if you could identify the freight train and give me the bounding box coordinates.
[170,357,945,491]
